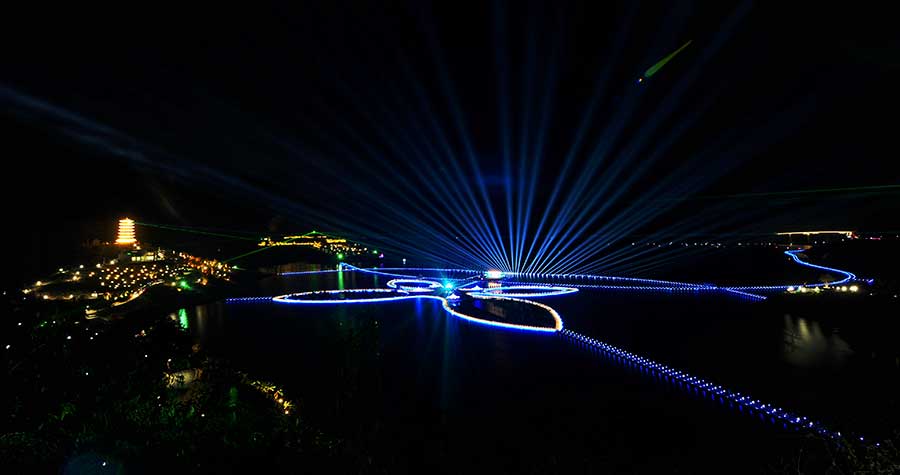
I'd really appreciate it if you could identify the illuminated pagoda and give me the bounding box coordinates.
[115,217,137,245]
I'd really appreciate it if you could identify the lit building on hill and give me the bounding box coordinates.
[257,231,372,257]
[115,218,137,245]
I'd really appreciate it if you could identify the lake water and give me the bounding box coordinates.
[182,250,900,471]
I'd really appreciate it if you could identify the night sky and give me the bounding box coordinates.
[3,1,899,280]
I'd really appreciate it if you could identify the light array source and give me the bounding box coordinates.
[115,218,136,245]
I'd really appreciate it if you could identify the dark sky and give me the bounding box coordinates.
[2,1,899,277]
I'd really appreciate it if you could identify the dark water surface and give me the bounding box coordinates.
[180,253,900,472]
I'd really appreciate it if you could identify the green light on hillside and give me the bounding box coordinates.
[178,308,189,330]
[178,280,191,290]
[337,253,344,260]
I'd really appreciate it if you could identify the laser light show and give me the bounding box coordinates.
[4,1,900,473]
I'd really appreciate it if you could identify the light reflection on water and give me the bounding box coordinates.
[184,270,900,439]
[782,314,853,368]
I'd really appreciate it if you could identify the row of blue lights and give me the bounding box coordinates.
[502,271,705,287]
[339,264,429,279]
[428,294,563,333]
[233,248,864,442]
[279,269,344,276]
[506,281,768,301]
[386,279,443,292]
[281,266,482,277]
[267,289,563,332]
[720,288,768,301]
[343,264,478,290]
[281,249,858,298]
[226,296,276,302]
[273,288,421,304]
[466,285,579,298]
[517,281,719,292]
[560,329,858,442]
[726,250,857,292]
[230,289,848,440]
[333,264,712,291]
[368,266,481,274]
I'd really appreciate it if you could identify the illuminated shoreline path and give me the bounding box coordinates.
[227,248,871,445]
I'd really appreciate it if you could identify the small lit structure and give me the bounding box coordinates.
[115,218,137,245]
[484,270,504,280]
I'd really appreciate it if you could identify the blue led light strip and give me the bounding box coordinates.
[275,264,765,300]
[725,250,857,292]
[504,271,705,288]
[504,281,767,301]
[268,289,563,333]
[279,269,344,276]
[224,247,867,443]
[319,249,856,298]
[370,267,482,274]
[466,285,579,298]
[225,296,275,302]
[273,288,420,304]
[560,329,850,441]
[512,281,717,292]
[430,294,563,333]
[385,279,443,292]
[340,264,426,279]
[720,288,768,300]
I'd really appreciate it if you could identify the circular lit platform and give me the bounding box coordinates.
[468,285,578,298]
[273,289,416,303]
[385,279,442,292]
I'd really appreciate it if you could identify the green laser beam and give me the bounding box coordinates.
[644,40,692,78]
[224,231,318,263]
[690,183,900,200]
[136,223,383,264]
[224,228,388,264]
[136,222,261,241]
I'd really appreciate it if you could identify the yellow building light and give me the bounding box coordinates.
[115,218,137,245]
